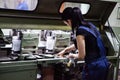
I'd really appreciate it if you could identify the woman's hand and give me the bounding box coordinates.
[56,44,76,57]
[67,53,78,59]
[57,49,65,57]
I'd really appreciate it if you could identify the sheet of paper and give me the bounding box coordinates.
[46,36,55,50]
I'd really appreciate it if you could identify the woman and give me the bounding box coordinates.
[57,7,109,80]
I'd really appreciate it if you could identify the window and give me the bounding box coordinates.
[59,2,90,15]
[0,0,38,11]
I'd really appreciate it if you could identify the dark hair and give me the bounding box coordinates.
[72,7,84,28]
[61,7,91,33]
[61,7,73,21]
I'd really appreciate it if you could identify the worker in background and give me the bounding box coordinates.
[57,7,109,80]
[16,0,28,10]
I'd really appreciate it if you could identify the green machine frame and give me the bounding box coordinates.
[0,60,37,80]
[104,26,120,80]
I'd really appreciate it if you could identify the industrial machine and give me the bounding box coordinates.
[0,0,120,80]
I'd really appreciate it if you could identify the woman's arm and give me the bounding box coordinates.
[76,35,86,60]
[57,44,76,57]
[68,35,85,60]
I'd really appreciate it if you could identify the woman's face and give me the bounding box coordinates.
[63,19,72,27]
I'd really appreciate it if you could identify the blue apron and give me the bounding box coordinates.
[79,23,109,80]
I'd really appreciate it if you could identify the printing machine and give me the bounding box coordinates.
[0,0,120,80]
